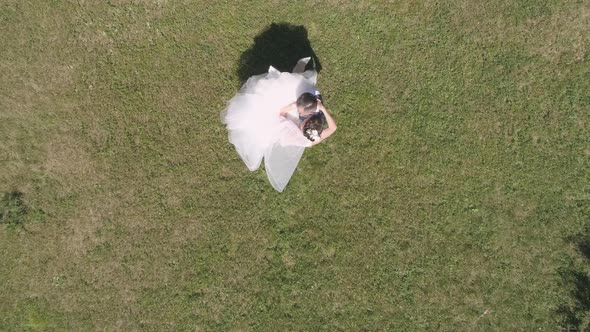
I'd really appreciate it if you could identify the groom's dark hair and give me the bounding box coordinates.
[296,92,318,113]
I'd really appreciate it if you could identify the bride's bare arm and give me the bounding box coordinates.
[279,102,296,117]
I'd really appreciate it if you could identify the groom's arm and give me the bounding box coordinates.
[318,100,337,131]
[311,102,337,146]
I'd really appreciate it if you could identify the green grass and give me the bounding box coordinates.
[1,0,589,330]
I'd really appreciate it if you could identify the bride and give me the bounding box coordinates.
[221,57,337,192]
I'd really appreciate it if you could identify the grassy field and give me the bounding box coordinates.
[1,0,589,330]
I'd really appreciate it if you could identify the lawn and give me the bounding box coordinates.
[1,0,589,330]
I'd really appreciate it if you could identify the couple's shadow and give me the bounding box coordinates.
[237,23,321,86]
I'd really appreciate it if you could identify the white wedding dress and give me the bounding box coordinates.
[221,57,317,192]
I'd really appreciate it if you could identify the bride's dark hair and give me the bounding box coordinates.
[302,113,326,142]
[296,92,318,113]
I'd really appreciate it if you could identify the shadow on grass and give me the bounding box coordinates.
[0,190,45,231]
[237,22,321,86]
[0,190,28,230]
[570,232,590,261]
[557,228,590,330]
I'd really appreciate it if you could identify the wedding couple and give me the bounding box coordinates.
[221,57,337,192]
